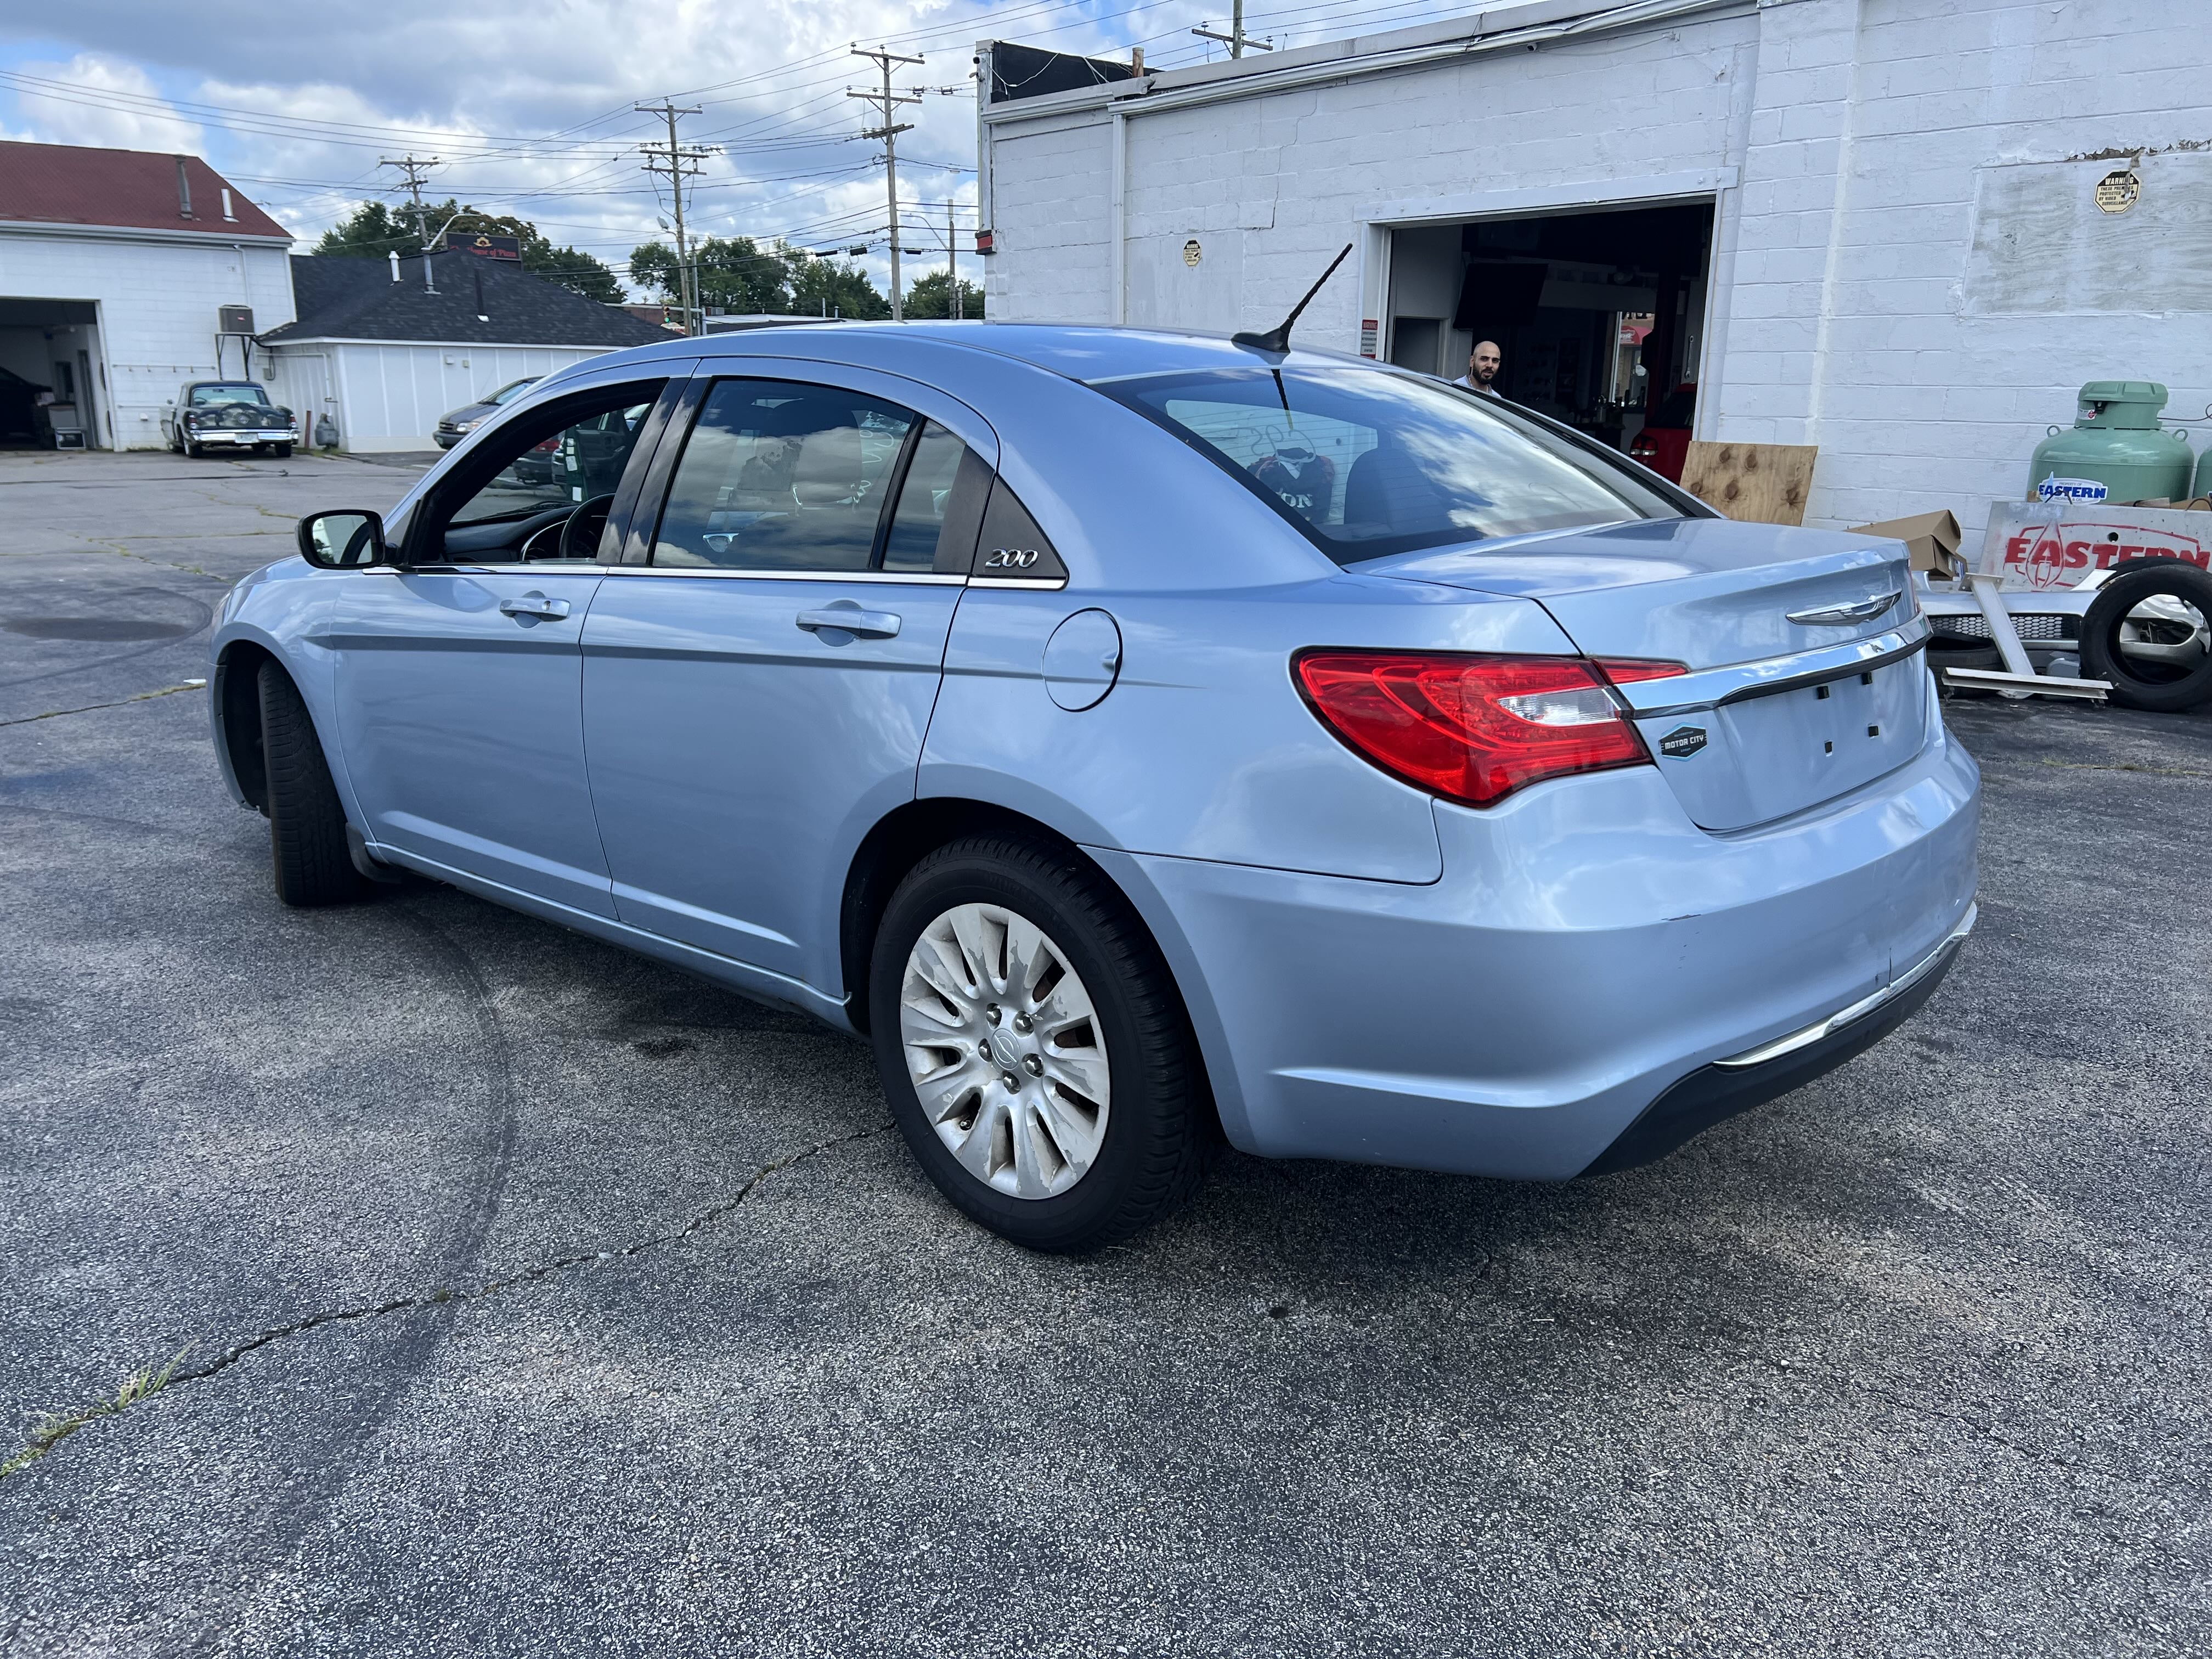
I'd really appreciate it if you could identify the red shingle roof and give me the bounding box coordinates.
[0,140,290,240]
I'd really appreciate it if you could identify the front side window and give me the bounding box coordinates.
[1096,366,1684,563]
[449,394,657,527]
[190,384,271,407]
[651,380,919,572]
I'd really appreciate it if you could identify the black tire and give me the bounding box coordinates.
[258,661,365,906]
[273,442,294,459]
[184,439,201,459]
[2081,561,2212,712]
[868,835,1212,1252]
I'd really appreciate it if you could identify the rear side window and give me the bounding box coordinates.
[652,379,915,572]
[882,421,989,574]
[1095,366,1683,564]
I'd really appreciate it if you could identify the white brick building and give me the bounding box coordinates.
[0,140,294,450]
[978,0,2212,548]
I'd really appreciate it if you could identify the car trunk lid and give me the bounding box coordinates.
[1364,518,1929,831]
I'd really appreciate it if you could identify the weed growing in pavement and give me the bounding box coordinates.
[0,1348,191,1480]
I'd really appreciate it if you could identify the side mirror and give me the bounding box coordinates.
[297,509,389,569]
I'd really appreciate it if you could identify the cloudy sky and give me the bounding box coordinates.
[0,0,1467,300]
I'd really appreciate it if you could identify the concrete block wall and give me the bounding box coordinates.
[1738,0,2212,541]
[984,0,2212,549]
[0,233,293,448]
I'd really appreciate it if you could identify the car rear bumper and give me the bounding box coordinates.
[1102,716,1979,1181]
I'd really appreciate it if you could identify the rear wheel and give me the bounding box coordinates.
[2081,561,2212,712]
[258,662,364,906]
[273,442,294,459]
[868,836,1211,1251]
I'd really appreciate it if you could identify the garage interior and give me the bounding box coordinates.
[0,297,105,448]
[1384,201,1714,460]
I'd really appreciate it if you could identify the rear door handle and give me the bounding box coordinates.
[499,595,571,622]
[796,605,901,640]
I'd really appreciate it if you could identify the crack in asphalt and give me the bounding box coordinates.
[0,679,206,727]
[0,1126,887,1486]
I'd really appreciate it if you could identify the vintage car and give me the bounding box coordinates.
[164,380,296,458]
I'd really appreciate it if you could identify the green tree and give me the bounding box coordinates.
[785,252,889,320]
[318,198,622,303]
[902,269,985,320]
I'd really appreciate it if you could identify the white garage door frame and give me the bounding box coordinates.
[1353,166,1737,424]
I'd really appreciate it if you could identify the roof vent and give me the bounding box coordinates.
[174,156,194,221]
[390,250,402,283]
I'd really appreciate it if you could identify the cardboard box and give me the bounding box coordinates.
[1848,510,1963,577]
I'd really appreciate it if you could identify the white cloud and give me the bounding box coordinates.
[0,1,1222,294]
[9,53,204,153]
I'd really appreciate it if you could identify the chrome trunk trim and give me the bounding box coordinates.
[1713,902,1976,1071]
[1620,618,1932,719]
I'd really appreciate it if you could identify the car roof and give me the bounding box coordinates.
[620,321,1373,385]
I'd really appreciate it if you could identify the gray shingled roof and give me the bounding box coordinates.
[264,252,668,348]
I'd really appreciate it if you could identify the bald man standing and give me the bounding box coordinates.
[1453,340,1503,396]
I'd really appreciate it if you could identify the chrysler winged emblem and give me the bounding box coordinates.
[1786,590,1900,627]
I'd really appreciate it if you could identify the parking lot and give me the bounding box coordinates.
[2,448,2207,1656]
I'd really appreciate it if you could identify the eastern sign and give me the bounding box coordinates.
[1984,501,2212,591]
[2035,475,2110,505]
[1658,725,1708,760]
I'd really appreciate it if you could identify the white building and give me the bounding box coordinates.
[977,0,2211,547]
[0,139,294,449]
[259,251,667,453]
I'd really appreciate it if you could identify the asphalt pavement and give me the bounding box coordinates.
[2,449,2207,1656]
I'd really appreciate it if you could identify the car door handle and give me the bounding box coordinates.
[499,595,571,621]
[796,605,901,640]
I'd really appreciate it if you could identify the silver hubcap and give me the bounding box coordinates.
[899,902,1110,1200]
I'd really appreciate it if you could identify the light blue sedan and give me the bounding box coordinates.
[210,324,1978,1250]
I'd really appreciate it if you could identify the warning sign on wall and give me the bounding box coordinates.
[1983,501,2212,591]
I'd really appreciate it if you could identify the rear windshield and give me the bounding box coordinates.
[189,385,270,407]
[1094,366,1683,563]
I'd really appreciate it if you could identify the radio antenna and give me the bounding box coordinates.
[1232,242,1353,355]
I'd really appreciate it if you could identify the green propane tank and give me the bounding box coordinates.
[2028,381,2194,506]
[2196,441,2212,501]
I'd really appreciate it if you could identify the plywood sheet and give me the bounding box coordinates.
[1680,441,1818,527]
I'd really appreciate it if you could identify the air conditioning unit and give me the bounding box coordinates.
[218,305,255,335]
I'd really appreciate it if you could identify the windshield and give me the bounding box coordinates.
[1095,366,1683,563]
[190,385,270,407]
[489,379,537,405]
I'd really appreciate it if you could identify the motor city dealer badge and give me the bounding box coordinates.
[1658,725,1708,759]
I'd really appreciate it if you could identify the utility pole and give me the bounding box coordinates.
[851,46,924,322]
[636,101,718,335]
[1191,4,1273,56]
[378,155,446,291]
[949,200,961,320]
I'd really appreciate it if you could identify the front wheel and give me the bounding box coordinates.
[868,836,1211,1252]
[258,662,364,906]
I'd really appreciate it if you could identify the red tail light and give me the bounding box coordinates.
[1294,651,1685,808]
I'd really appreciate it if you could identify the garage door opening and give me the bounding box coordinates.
[1384,201,1714,476]
[0,298,104,449]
